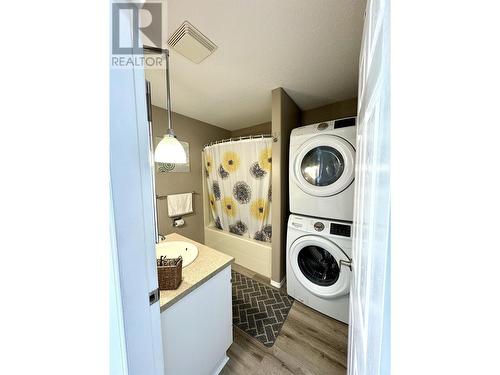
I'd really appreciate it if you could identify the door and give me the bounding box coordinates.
[110,7,164,375]
[293,135,355,197]
[289,235,351,298]
[347,0,390,374]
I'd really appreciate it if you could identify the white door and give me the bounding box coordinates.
[110,8,164,375]
[293,135,356,196]
[347,0,390,374]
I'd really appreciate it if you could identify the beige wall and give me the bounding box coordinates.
[271,88,301,283]
[230,122,271,138]
[301,98,358,125]
[152,106,230,243]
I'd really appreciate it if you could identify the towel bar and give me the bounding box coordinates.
[156,191,196,199]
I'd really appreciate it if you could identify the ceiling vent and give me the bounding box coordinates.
[167,21,217,63]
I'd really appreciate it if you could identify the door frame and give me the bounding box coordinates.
[347,0,391,373]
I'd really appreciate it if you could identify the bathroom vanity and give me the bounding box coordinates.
[158,233,234,375]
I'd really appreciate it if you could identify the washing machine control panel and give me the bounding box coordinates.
[289,215,352,238]
[330,223,351,237]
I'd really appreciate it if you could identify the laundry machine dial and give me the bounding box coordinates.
[314,222,325,232]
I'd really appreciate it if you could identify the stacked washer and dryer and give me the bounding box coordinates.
[286,117,356,324]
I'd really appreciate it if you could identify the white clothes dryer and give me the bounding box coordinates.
[289,117,356,221]
[286,214,352,323]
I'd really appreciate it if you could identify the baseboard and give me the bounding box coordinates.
[270,276,286,289]
[212,354,230,375]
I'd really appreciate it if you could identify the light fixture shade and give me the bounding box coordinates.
[154,134,187,164]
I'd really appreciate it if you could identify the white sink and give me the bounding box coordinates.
[156,241,199,268]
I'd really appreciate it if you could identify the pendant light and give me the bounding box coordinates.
[154,49,187,164]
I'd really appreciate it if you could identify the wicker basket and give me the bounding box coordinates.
[157,256,182,290]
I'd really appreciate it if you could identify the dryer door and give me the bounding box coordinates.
[293,135,355,197]
[289,235,351,299]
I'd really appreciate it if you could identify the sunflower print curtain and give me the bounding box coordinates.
[204,138,272,242]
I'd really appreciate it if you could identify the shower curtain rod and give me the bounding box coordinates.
[203,134,278,149]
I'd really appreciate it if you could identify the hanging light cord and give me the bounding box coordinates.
[143,45,174,136]
[164,49,174,135]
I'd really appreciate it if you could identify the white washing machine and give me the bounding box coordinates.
[286,214,352,323]
[289,117,357,221]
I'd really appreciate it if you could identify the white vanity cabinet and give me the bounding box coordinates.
[160,265,232,375]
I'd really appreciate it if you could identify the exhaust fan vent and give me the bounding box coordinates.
[167,21,217,63]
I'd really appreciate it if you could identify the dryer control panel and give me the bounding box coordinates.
[333,117,356,129]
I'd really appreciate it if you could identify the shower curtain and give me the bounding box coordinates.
[204,138,272,242]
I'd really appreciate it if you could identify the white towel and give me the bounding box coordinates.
[167,193,193,217]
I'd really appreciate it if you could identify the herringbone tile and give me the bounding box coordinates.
[232,270,294,347]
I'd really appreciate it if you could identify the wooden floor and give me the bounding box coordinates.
[221,264,348,375]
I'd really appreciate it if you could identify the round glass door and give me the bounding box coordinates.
[289,235,350,298]
[297,245,340,286]
[293,135,355,197]
[300,146,345,187]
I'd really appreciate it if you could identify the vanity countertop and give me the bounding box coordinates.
[159,233,234,312]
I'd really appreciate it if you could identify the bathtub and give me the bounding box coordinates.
[202,152,272,278]
[204,224,272,278]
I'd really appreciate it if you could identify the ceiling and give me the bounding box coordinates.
[144,0,366,131]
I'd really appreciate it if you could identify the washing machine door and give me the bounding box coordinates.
[289,235,351,299]
[293,135,355,197]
